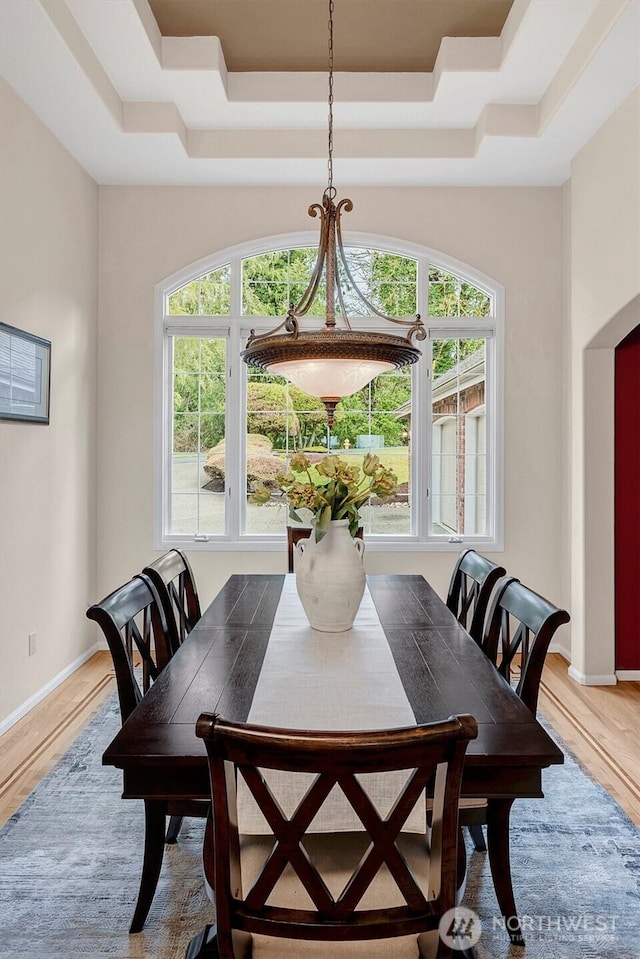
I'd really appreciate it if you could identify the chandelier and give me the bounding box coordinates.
[241,0,425,426]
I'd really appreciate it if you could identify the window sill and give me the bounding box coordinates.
[157,535,504,553]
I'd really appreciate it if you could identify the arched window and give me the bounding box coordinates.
[156,235,503,551]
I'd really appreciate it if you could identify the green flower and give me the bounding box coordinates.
[289,451,311,473]
[362,452,379,476]
[370,466,398,500]
[248,484,272,505]
[287,482,324,511]
[315,455,338,477]
[251,452,398,543]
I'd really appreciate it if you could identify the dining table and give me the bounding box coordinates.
[103,572,563,951]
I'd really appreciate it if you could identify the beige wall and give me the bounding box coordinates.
[0,78,98,725]
[567,88,640,682]
[98,185,565,615]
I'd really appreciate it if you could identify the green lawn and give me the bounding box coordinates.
[318,449,410,486]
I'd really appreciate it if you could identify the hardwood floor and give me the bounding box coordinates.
[0,651,114,825]
[538,655,640,825]
[0,651,638,827]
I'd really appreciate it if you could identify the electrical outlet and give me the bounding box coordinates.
[28,631,37,656]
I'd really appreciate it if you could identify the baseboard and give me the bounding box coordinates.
[549,639,571,662]
[0,644,100,736]
[616,670,640,681]
[568,665,617,686]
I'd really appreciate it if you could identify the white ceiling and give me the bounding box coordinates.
[0,0,638,187]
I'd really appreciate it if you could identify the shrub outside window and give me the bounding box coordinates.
[157,237,502,551]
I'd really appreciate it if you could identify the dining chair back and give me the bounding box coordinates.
[482,576,571,715]
[453,577,569,909]
[194,713,477,959]
[87,574,175,724]
[446,549,506,644]
[143,548,201,647]
[87,575,206,934]
[287,526,363,572]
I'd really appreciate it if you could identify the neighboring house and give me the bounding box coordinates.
[396,347,486,536]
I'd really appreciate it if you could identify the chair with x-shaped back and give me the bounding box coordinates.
[143,548,201,648]
[142,552,207,847]
[446,549,506,645]
[456,576,570,942]
[87,574,208,933]
[481,576,571,715]
[445,550,506,854]
[187,713,478,959]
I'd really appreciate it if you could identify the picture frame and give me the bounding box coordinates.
[0,322,51,424]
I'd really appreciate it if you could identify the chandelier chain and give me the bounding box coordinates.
[326,0,335,198]
[241,0,425,425]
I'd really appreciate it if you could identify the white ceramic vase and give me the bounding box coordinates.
[295,519,366,632]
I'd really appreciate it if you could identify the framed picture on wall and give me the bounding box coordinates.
[0,323,51,424]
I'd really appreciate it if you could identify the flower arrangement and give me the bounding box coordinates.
[249,451,398,542]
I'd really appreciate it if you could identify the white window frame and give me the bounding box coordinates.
[464,405,486,537]
[154,231,504,551]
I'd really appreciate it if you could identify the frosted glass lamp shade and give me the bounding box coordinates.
[272,358,394,398]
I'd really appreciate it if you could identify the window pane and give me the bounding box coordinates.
[460,282,491,317]
[429,281,459,316]
[428,267,492,317]
[170,336,226,536]
[244,375,298,534]
[338,249,417,317]
[430,338,486,536]
[243,281,289,316]
[372,282,417,316]
[242,248,318,316]
[200,374,226,413]
[168,267,230,315]
[174,373,199,413]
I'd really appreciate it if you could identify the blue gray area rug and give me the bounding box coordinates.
[0,694,638,959]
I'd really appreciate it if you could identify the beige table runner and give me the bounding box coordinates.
[238,575,424,834]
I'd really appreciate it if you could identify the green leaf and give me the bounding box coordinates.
[315,504,332,542]
[288,507,304,524]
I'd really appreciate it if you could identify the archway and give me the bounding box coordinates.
[569,294,640,684]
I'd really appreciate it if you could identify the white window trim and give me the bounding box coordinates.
[464,405,486,537]
[154,232,504,551]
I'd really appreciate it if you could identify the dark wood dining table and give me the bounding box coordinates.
[103,573,563,948]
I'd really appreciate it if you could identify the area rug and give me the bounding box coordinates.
[0,695,638,959]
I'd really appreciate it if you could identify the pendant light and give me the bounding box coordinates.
[242,0,425,426]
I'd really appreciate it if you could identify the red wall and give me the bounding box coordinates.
[615,324,640,670]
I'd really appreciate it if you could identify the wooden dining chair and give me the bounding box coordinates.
[187,713,478,959]
[87,575,208,933]
[287,525,363,572]
[446,549,506,645]
[482,576,571,715]
[458,576,570,936]
[142,548,201,648]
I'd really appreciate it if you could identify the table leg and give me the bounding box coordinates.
[129,799,167,934]
[486,798,524,945]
